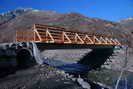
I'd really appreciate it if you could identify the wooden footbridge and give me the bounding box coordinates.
[0,24,122,74]
[16,24,120,45]
[14,24,121,69]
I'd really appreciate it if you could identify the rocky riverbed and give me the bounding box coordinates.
[0,64,84,89]
[0,64,111,89]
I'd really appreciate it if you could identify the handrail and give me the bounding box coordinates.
[16,24,121,46]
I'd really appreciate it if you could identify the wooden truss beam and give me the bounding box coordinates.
[16,24,121,46]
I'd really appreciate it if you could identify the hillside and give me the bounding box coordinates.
[0,8,133,88]
[0,8,32,25]
[0,8,133,46]
[119,18,133,32]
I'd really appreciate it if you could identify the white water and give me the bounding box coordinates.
[32,43,43,64]
[77,75,91,89]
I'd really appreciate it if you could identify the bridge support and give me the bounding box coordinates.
[0,43,36,73]
[16,48,34,69]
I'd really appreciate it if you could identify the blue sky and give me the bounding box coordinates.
[0,0,133,21]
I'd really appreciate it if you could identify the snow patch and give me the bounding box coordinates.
[77,75,91,89]
[33,9,40,12]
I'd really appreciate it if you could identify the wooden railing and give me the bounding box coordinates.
[16,24,121,45]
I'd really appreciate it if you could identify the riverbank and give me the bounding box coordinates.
[0,64,83,89]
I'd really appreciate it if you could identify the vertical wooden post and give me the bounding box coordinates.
[46,29,48,43]
[75,33,77,43]
[33,24,42,42]
[33,31,35,42]
[61,32,64,43]
[93,35,95,44]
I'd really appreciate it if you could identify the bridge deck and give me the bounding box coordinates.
[16,24,121,46]
[36,43,115,50]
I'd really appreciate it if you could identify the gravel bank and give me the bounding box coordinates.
[0,64,83,89]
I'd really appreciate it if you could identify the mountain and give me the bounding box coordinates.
[0,8,133,46]
[119,18,133,32]
[0,8,32,25]
[0,8,133,88]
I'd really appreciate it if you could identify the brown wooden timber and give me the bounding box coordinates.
[16,24,121,46]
